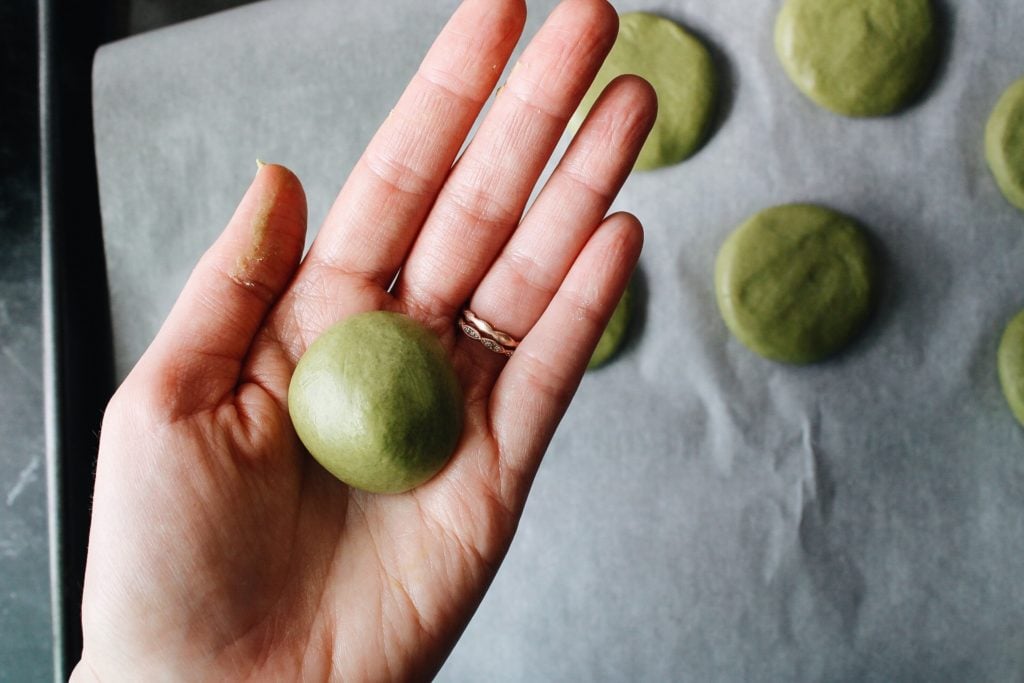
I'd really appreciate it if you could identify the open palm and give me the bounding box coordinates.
[75,0,655,679]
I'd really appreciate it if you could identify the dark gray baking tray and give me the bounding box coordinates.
[34,2,252,678]
[39,0,117,677]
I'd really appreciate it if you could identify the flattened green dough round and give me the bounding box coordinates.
[288,311,463,494]
[998,310,1024,427]
[986,77,1024,211]
[775,0,937,117]
[571,12,717,170]
[588,281,634,370]
[715,204,876,364]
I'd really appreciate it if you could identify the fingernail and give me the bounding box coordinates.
[256,158,268,172]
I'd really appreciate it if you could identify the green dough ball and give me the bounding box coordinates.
[774,0,937,117]
[998,310,1024,427]
[588,281,634,369]
[288,311,463,494]
[715,204,876,364]
[986,77,1024,211]
[570,12,717,170]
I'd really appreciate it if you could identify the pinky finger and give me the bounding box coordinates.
[489,211,643,494]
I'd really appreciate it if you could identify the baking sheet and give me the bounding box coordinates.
[93,0,1024,679]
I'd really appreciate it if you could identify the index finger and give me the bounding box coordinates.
[299,0,527,289]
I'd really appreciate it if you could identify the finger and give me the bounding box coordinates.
[396,0,619,318]
[490,212,642,493]
[298,0,526,289]
[131,163,307,416]
[462,75,655,368]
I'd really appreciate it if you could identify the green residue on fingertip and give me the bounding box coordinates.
[231,161,278,289]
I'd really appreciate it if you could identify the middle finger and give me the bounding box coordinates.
[395,0,619,318]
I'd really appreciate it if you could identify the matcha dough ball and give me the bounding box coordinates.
[570,12,717,170]
[715,204,876,364]
[775,0,937,117]
[998,310,1024,428]
[588,280,634,370]
[288,311,463,494]
[986,77,1024,211]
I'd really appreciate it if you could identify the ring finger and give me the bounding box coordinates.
[459,74,656,364]
[394,0,619,319]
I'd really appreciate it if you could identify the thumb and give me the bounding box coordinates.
[130,162,307,418]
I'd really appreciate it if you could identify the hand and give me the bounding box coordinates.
[74,0,655,679]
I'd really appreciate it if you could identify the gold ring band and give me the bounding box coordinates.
[459,309,519,357]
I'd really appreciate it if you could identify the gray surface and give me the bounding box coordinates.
[1,2,260,680]
[1,1,52,679]
[0,181,51,683]
[93,0,1024,680]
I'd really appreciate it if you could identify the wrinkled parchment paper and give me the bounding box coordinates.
[94,1,1024,679]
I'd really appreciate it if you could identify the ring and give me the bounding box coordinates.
[459,309,519,357]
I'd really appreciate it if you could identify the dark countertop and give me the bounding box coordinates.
[0,2,253,680]
[1,1,49,680]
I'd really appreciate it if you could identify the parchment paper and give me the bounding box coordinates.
[93,1,1024,679]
